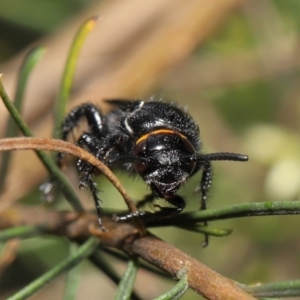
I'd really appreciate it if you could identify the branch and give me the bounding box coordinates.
[0,205,256,300]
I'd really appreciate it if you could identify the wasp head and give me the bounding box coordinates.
[133,132,196,199]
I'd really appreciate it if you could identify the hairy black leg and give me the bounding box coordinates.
[44,104,104,199]
[75,133,105,227]
[76,132,130,179]
[64,105,105,228]
[200,161,212,210]
[77,132,102,169]
[75,132,130,228]
[199,161,213,247]
[190,151,248,246]
[57,103,105,166]
[61,103,104,140]
[81,173,106,231]
[113,195,186,223]
[75,132,129,231]
[76,131,129,177]
[162,195,186,218]
[112,194,155,223]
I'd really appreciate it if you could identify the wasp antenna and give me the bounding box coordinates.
[188,152,248,162]
[201,152,248,162]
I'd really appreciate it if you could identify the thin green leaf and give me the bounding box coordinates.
[154,268,188,300]
[114,257,139,300]
[0,226,43,242]
[14,47,46,109]
[54,16,98,137]
[157,201,300,225]
[102,248,170,280]
[7,237,99,300]
[89,251,142,300]
[243,279,300,298]
[0,47,45,192]
[63,243,82,300]
[176,224,232,236]
[0,75,83,212]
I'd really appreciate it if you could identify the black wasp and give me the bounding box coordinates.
[58,99,248,230]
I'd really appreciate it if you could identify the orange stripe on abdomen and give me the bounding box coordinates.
[136,129,187,145]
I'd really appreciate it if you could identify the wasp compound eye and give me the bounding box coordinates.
[133,139,151,177]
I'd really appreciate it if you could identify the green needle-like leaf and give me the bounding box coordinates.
[0,226,43,242]
[90,251,142,300]
[0,47,45,192]
[14,47,46,109]
[159,201,300,225]
[244,279,300,298]
[63,243,82,300]
[102,248,170,280]
[114,257,139,300]
[54,16,98,137]
[7,237,99,300]
[176,224,232,236]
[154,268,188,300]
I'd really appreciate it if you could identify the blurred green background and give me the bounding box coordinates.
[0,0,300,299]
[0,0,94,63]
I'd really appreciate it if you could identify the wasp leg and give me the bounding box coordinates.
[58,103,105,166]
[77,132,129,178]
[199,161,213,247]
[83,173,106,231]
[61,106,105,228]
[77,133,102,173]
[113,195,185,223]
[58,104,128,229]
[76,132,129,227]
[112,194,154,222]
[61,103,104,139]
[44,104,104,200]
[43,104,105,204]
[75,132,106,228]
